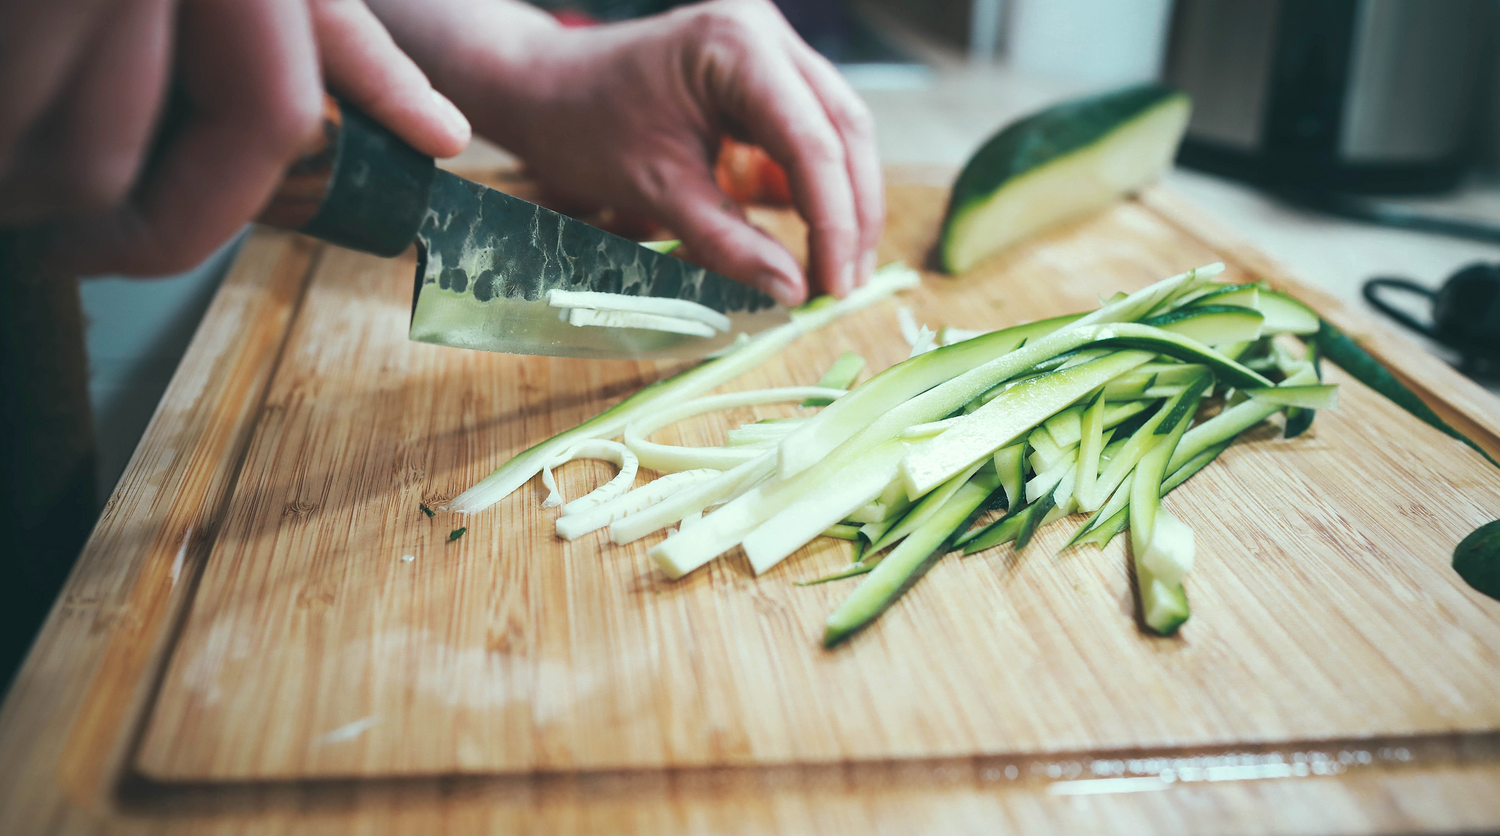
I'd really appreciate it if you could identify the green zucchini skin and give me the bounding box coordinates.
[1453,520,1500,601]
[940,84,1190,274]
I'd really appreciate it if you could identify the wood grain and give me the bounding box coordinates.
[4,169,1500,836]
[0,230,318,830]
[134,183,1500,786]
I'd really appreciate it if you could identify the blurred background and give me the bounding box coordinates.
[8,0,1500,690]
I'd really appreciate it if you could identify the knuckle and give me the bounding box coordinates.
[838,101,875,138]
[812,216,858,243]
[799,131,846,169]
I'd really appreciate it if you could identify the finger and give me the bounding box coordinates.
[47,0,325,276]
[694,13,859,297]
[785,40,884,287]
[313,0,470,159]
[0,0,173,223]
[643,157,808,306]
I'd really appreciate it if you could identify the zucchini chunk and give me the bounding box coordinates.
[940,84,1191,274]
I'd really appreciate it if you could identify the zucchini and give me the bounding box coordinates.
[940,83,1191,273]
[802,351,867,406]
[824,470,1003,646]
[1141,304,1264,346]
[449,263,920,513]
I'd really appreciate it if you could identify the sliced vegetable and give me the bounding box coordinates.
[940,83,1191,273]
[824,469,1002,645]
[448,263,920,514]
[1244,384,1339,410]
[623,386,844,472]
[803,351,867,406]
[547,289,732,334]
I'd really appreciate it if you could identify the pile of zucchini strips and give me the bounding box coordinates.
[450,262,1335,646]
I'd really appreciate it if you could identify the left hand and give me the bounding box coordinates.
[398,0,884,307]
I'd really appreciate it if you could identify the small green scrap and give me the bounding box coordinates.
[420,502,435,518]
[448,527,467,542]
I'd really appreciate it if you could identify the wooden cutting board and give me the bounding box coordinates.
[128,171,1500,790]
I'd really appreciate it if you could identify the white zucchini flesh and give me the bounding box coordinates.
[556,468,718,540]
[867,460,986,555]
[1244,384,1339,410]
[724,419,805,446]
[740,441,912,575]
[896,306,922,347]
[1075,393,1106,507]
[623,386,844,473]
[993,443,1026,510]
[1077,376,1205,512]
[1043,405,1083,449]
[1168,365,1318,472]
[609,452,776,545]
[901,349,1156,498]
[1026,445,1079,504]
[547,288,733,333]
[447,262,919,514]
[539,440,638,510]
[1255,290,1320,335]
[1140,507,1194,586]
[848,491,913,525]
[776,265,1220,481]
[1028,428,1068,472]
[908,326,938,357]
[564,307,717,338]
[900,417,960,440]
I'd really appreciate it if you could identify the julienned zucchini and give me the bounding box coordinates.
[940,84,1191,274]
[455,257,1341,645]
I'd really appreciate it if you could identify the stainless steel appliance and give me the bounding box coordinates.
[1165,0,1489,194]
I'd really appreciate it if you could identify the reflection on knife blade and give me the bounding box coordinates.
[408,170,789,360]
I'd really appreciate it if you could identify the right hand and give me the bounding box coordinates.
[0,0,471,277]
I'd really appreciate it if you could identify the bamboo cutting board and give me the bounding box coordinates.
[127,172,1500,790]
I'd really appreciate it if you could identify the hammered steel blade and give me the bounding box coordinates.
[408,170,789,359]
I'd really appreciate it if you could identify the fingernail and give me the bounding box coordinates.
[837,261,855,297]
[430,88,472,147]
[860,250,877,286]
[762,273,803,307]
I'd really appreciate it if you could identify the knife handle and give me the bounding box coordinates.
[256,94,436,257]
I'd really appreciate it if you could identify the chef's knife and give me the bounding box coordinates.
[257,95,789,360]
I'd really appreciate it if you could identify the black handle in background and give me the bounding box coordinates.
[256,94,436,257]
[1362,277,1438,340]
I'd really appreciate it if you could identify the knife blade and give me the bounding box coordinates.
[257,95,789,360]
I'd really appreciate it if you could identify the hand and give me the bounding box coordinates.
[0,0,470,277]
[406,0,883,307]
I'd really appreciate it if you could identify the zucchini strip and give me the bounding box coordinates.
[563,308,717,338]
[824,469,1003,646]
[448,262,919,514]
[624,386,845,472]
[547,288,733,333]
[610,452,776,544]
[802,351,867,406]
[547,440,640,513]
[557,468,718,541]
[901,349,1155,498]
[867,461,988,556]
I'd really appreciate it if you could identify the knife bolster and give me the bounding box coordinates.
[259,97,436,258]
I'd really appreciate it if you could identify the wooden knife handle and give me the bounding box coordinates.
[256,93,436,257]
